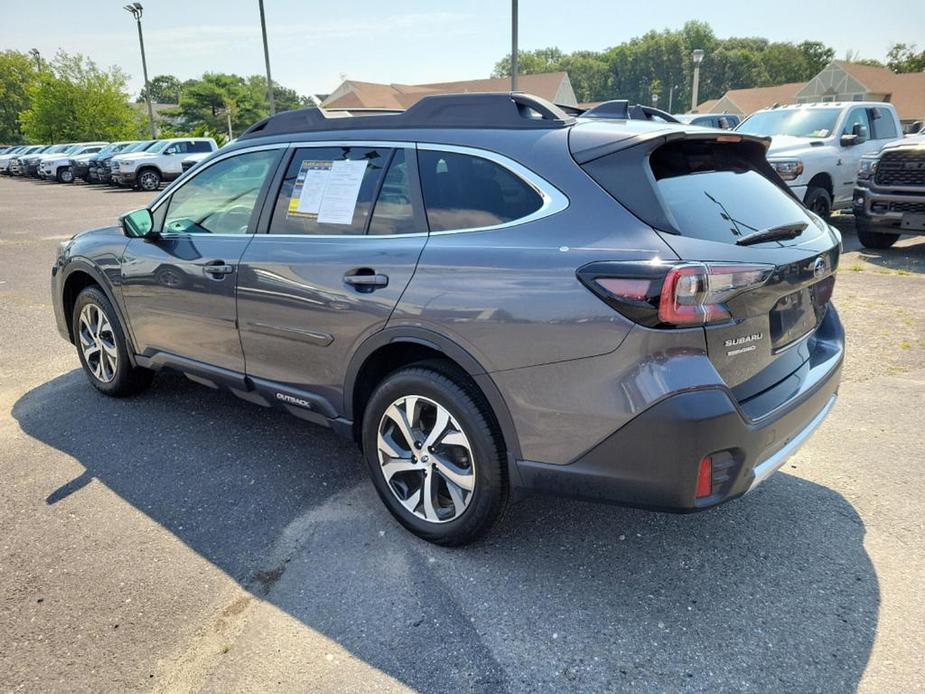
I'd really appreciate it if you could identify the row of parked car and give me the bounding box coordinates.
[0,137,218,191]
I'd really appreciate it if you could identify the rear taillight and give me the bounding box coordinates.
[578,260,773,328]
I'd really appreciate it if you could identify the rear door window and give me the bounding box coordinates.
[417,150,542,231]
[268,146,390,235]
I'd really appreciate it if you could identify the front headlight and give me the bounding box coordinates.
[857,157,878,181]
[770,159,804,181]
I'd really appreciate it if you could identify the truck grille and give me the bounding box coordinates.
[889,200,925,214]
[875,150,925,187]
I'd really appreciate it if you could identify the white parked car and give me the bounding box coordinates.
[39,143,107,183]
[110,137,218,191]
[736,102,903,217]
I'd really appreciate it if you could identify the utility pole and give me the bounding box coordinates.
[258,0,276,115]
[124,3,157,138]
[511,0,518,91]
[691,49,705,112]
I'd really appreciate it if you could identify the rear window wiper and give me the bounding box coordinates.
[735,222,808,246]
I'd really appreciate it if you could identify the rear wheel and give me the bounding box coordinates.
[804,186,832,219]
[136,168,161,192]
[361,362,507,545]
[57,166,74,184]
[72,286,154,396]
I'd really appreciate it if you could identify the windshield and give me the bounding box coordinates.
[736,108,840,138]
[122,140,153,153]
[147,140,175,154]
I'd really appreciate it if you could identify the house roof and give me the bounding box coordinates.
[833,61,925,120]
[322,72,573,110]
[691,98,720,114]
[715,82,805,115]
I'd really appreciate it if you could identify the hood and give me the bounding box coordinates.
[765,135,830,157]
[112,152,157,163]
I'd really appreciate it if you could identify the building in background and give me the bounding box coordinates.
[694,61,925,128]
[321,72,577,113]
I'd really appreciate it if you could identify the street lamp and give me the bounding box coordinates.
[124,3,157,138]
[258,0,276,115]
[511,0,519,91]
[28,48,41,70]
[690,49,705,112]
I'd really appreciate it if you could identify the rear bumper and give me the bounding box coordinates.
[853,185,925,233]
[514,309,843,512]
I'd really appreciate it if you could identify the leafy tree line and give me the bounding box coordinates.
[493,21,923,109]
[0,49,312,144]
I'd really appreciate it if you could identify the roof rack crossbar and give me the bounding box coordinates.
[240,92,575,139]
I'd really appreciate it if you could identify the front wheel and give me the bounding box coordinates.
[57,166,74,184]
[855,218,900,249]
[136,168,161,192]
[72,286,154,396]
[804,186,832,219]
[362,362,508,545]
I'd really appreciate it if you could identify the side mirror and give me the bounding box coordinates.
[121,208,155,238]
[840,133,859,147]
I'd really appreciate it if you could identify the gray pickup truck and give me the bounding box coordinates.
[853,136,925,248]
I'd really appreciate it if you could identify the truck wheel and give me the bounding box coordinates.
[856,218,900,249]
[804,186,832,219]
[137,168,161,192]
[361,361,508,545]
[57,166,74,184]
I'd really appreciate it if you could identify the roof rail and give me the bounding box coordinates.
[580,100,680,123]
[240,92,575,139]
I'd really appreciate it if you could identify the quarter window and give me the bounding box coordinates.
[418,150,543,232]
[161,149,279,235]
[268,146,389,235]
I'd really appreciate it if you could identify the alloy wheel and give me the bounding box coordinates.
[60,167,73,183]
[139,171,159,191]
[78,303,118,383]
[376,395,476,523]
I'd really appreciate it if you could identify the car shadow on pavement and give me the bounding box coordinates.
[12,370,879,692]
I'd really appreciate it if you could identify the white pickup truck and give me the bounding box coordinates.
[736,102,904,217]
[110,137,217,191]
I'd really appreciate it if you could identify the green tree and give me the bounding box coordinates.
[19,51,140,142]
[138,74,182,104]
[0,50,41,143]
[799,41,835,74]
[887,43,925,73]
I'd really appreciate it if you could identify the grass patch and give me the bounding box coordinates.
[848,263,864,272]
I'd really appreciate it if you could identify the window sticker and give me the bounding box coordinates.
[287,158,369,225]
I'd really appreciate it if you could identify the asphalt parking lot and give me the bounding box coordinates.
[0,175,923,693]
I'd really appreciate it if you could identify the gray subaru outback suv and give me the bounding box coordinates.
[51,93,844,545]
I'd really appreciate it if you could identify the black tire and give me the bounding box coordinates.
[56,166,74,184]
[855,218,900,249]
[72,286,154,397]
[804,186,832,219]
[136,168,161,192]
[361,361,508,546]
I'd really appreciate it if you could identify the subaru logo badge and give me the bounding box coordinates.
[813,257,826,280]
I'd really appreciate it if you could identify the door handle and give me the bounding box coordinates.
[202,261,235,277]
[344,270,389,290]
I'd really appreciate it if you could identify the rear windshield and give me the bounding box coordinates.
[650,140,813,243]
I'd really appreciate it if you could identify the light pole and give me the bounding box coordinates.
[668,84,678,113]
[258,0,276,115]
[690,49,705,112]
[124,3,157,138]
[28,48,41,70]
[511,0,518,91]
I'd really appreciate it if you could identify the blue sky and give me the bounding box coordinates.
[2,1,923,98]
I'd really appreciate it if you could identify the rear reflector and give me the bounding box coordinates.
[696,457,713,498]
